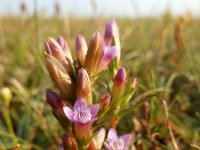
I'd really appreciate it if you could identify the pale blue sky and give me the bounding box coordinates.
[0,0,200,17]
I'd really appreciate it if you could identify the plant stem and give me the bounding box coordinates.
[2,107,15,136]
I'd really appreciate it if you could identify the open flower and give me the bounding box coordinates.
[63,98,99,140]
[104,128,132,150]
[63,98,99,124]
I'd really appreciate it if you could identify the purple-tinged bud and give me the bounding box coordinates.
[93,128,106,149]
[112,67,127,99]
[45,54,74,100]
[45,37,71,73]
[57,36,73,63]
[85,32,104,76]
[62,133,78,150]
[76,68,92,105]
[100,93,111,110]
[104,19,120,50]
[46,89,65,109]
[75,35,88,66]
[46,89,72,131]
[114,67,127,85]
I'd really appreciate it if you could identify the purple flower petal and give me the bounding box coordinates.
[63,106,74,122]
[89,104,99,118]
[98,46,119,72]
[104,142,112,150]
[74,98,87,110]
[104,19,118,46]
[121,134,132,146]
[107,128,118,141]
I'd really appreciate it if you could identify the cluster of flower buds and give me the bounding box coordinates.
[44,20,136,150]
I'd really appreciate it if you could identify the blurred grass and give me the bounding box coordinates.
[0,14,200,149]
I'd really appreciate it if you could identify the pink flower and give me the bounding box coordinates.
[63,98,99,140]
[97,45,119,73]
[104,128,132,150]
[63,98,99,124]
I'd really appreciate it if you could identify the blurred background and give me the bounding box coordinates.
[0,0,200,149]
[1,0,200,17]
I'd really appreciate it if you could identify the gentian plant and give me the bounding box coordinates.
[44,19,136,150]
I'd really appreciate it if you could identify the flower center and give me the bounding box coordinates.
[74,105,92,123]
[109,137,124,150]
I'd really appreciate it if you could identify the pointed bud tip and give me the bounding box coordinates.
[114,67,127,84]
[131,78,137,88]
[46,89,65,109]
[57,36,68,50]
[105,19,119,46]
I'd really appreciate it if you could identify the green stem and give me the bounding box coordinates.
[2,107,15,136]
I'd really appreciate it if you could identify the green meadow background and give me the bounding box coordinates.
[0,13,200,149]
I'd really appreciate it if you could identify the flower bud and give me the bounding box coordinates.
[104,19,120,50]
[85,32,104,76]
[62,133,78,150]
[57,36,73,63]
[46,89,65,109]
[112,67,127,99]
[75,35,87,66]
[100,93,110,110]
[45,37,71,73]
[93,128,106,149]
[0,87,12,107]
[131,77,137,89]
[45,89,72,131]
[76,68,92,105]
[45,54,74,100]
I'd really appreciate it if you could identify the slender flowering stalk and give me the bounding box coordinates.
[63,98,99,140]
[43,20,137,149]
[104,128,132,150]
